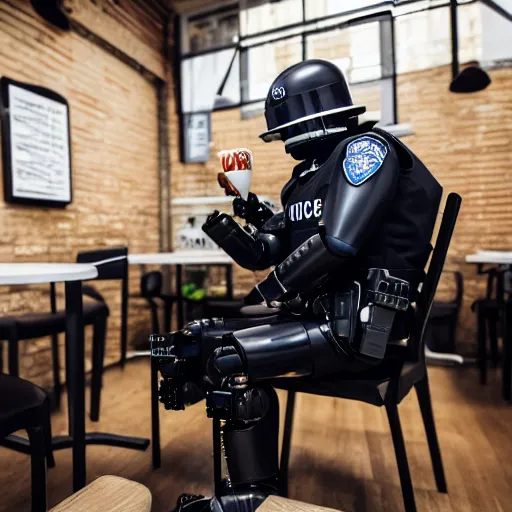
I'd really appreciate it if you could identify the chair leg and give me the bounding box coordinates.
[27,426,47,512]
[121,274,129,368]
[43,399,56,469]
[502,301,512,401]
[8,333,19,377]
[279,390,296,498]
[476,303,487,385]
[151,356,161,469]
[385,400,417,512]
[90,316,107,422]
[414,375,447,493]
[488,314,499,367]
[51,333,62,409]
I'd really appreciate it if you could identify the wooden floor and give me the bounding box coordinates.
[1,359,511,512]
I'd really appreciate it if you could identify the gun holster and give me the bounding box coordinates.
[313,268,411,361]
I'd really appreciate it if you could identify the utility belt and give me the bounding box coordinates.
[312,268,412,361]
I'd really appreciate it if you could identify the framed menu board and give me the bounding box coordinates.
[0,77,72,207]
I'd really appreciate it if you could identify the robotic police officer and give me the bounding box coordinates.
[151,59,442,511]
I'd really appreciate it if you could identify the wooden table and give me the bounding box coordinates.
[51,475,151,512]
[0,263,149,493]
[259,496,341,512]
[128,250,234,329]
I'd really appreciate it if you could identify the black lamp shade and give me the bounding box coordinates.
[449,66,491,93]
[30,0,70,30]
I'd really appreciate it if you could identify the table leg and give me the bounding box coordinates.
[177,264,184,329]
[503,300,511,401]
[65,280,86,492]
[225,264,233,300]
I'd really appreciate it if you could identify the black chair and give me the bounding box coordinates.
[472,268,504,385]
[76,247,129,420]
[425,270,463,354]
[0,282,109,417]
[503,298,512,401]
[0,247,127,422]
[0,373,55,512]
[273,193,461,512]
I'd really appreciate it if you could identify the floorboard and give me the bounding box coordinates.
[0,360,511,511]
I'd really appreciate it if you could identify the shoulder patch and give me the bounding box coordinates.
[343,136,388,186]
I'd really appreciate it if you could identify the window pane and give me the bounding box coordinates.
[243,36,302,102]
[305,0,392,20]
[306,22,381,83]
[182,49,240,112]
[188,9,239,53]
[351,79,395,126]
[395,4,480,74]
[240,0,303,37]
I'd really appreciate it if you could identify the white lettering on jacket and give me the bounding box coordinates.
[287,199,322,222]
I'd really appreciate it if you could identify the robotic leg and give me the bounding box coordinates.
[151,316,342,512]
[150,269,411,511]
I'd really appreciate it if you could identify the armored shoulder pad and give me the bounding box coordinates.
[342,135,389,186]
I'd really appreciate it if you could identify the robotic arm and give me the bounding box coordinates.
[249,134,400,305]
[203,194,288,272]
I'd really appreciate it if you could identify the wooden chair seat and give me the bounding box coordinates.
[259,496,341,512]
[50,476,151,512]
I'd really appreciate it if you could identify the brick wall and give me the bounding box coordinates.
[0,1,163,387]
[398,64,512,351]
[170,64,512,355]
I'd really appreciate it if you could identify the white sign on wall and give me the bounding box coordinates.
[182,112,211,163]
[0,77,72,207]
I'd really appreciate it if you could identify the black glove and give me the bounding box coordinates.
[233,192,273,229]
[244,270,296,306]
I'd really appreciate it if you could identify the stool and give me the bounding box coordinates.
[50,475,151,512]
[259,496,342,512]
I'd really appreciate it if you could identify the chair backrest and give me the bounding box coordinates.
[140,271,162,298]
[412,193,462,360]
[453,270,464,307]
[76,247,128,281]
[439,270,464,307]
[76,247,129,365]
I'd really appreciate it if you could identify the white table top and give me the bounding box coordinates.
[128,250,233,266]
[0,263,99,286]
[465,251,512,265]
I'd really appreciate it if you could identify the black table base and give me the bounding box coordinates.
[2,433,149,453]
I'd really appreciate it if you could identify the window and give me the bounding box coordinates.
[240,0,303,37]
[241,36,303,102]
[305,0,393,20]
[185,5,239,54]
[181,4,241,113]
[181,48,241,112]
[306,22,381,83]
[180,1,399,125]
[306,17,396,126]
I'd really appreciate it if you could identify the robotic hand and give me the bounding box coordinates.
[232,192,274,229]
[150,319,271,423]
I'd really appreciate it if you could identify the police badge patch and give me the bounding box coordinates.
[343,136,388,186]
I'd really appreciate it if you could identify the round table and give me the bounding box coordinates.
[0,263,98,285]
[0,263,149,492]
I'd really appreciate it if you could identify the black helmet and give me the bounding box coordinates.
[260,59,365,144]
